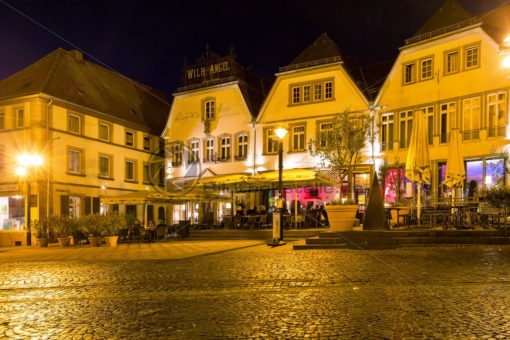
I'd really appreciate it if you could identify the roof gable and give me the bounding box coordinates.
[413,0,472,37]
[283,33,343,71]
[0,48,170,135]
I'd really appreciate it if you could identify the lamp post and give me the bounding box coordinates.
[15,153,43,246]
[269,127,288,246]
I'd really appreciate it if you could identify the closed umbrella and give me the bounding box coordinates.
[444,128,466,209]
[405,110,431,224]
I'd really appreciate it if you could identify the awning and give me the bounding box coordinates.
[101,188,230,205]
[250,168,336,187]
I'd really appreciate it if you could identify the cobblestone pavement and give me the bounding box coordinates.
[0,243,509,339]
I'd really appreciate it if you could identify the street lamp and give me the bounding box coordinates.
[270,127,288,246]
[15,153,43,246]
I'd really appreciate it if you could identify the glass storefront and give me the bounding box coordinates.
[0,196,25,230]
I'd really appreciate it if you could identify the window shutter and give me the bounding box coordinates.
[60,195,69,216]
[92,197,100,214]
[84,196,91,215]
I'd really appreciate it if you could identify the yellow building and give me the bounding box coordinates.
[0,48,170,246]
[375,0,510,204]
[256,33,374,211]
[163,49,264,223]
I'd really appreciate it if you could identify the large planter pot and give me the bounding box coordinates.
[326,205,359,232]
[36,237,48,247]
[88,236,102,247]
[104,236,118,247]
[58,236,70,247]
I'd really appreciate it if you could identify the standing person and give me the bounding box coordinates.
[145,220,156,241]
[319,205,329,227]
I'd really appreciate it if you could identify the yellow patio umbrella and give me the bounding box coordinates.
[444,128,466,204]
[405,110,431,223]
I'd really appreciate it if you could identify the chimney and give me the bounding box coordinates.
[71,50,83,62]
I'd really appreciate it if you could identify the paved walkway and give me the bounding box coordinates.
[0,241,509,338]
[0,240,266,262]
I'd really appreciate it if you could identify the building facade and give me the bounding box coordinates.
[375,1,510,205]
[0,48,170,245]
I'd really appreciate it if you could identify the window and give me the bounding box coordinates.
[464,44,480,69]
[172,143,183,166]
[313,83,322,101]
[0,145,4,172]
[68,196,81,218]
[219,136,231,161]
[266,129,278,154]
[125,130,135,147]
[143,163,151,183]
[98,122,111,141]
[236,133,248,160]
[292,87,300,104]
[440,102,456,143]
[381,113,394,151]
[303,85,311,102]
[203,98,215,120]
[288,78,334,105]
[0,110,4,129]
[399,111,413,148]
[204,138,215,162]
[445,50,459,74]
[125,160,137,182]
[462,97,481,140]
[419,106,434,145]
[99,154,112,178]
[291,124,306,151]
[420,58,433,80]
[324,81,333,99]
[487,92,507,137]
[403,62,416,84]
[67,148,82,174]
[68,114,81,134]
[318,122,333,149]
[15,108,24,128]
[143,135,151,151]
[189,140,200,163]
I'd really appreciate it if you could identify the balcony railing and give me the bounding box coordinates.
[404,18,480,45]
[488,126,506,137]
[381,141,394,151]
[462,129,480,141]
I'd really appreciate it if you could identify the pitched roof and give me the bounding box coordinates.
[359,59,394,102]
[0,48,170,135]
[282,33,343,71]
[414,0,472,37]
[480,4,510,45]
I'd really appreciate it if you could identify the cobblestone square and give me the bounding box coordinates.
[0,242,509,339]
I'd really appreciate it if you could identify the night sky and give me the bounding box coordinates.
[0,0,507,98]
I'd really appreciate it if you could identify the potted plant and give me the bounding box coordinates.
[82,214,104,247]
[34,218,49,247]
[52,216,72,247]
[102,213,126,247]
[310,109,371,231]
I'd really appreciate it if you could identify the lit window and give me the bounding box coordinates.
[420,58,433,80]
[98,123,111,141]
[99,155,111,178]
[68,114,81,134]
[291,125,306,151]
[465,45,479,69]
[172,143,183,166]
[445,50,459,74]
[68,149,82,174]
[440,102,456,143]
[189,140,200,163]
[236,134,248,159]
[403,62,416,84]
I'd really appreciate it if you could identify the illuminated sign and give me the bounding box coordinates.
[186,61,231,80]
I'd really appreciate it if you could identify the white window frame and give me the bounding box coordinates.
[381,113,394,151]
[98,122,111,142]
[190,140,200,163]
[319,122,333,149]
[445,50,459,74]
[462,97,481,140]
[67,148,82,174]
[204,99,215,120]
[292,87,300,104]
[313,83,322,101]
[236,133,248,160]
[219,136,231,161]
[403,62,416,84]
[172,143,183,166]
[487,92,507,137]
[205,138,215,162]
[420,58,433,80]
[68,113,81,134]
[464,44,480,70]
[99,154,112,178]
[266,129,278,154]
[399,111,413,148]
[324,81,333,99]
[291,124,306,151]
[303,85,311,102]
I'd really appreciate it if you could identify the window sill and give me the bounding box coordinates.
[98,176,114,181]
[67,172,86,177]
[287,150,306,154]
[124,179,139,184]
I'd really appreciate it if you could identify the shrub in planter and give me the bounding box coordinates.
[102,213,127,247]
[34,219,49,247]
